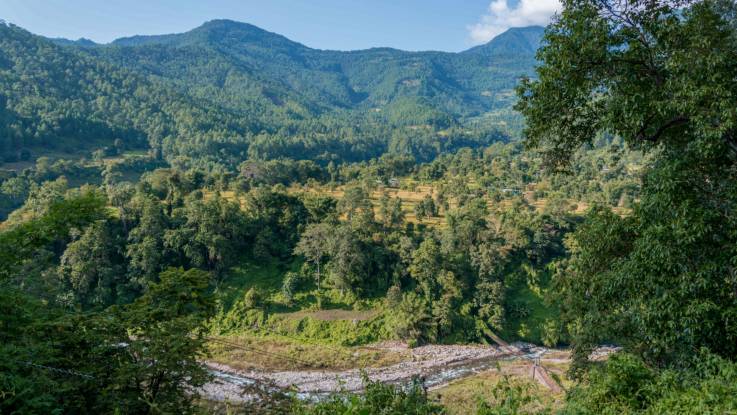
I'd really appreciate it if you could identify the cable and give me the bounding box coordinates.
[18,360,95,379]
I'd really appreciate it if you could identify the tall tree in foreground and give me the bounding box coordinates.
[109,267,215,414]
[517,0,737,371]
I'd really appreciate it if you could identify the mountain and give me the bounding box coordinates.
[48,37,98,47]
[94,20,543,118]
[112,19,308,50]
[462,26,545,56]
[0,19,544,167]
[0,23,251,164]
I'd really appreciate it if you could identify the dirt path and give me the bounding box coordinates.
[200,342,551,402]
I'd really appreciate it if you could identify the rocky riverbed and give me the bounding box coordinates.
[200,342,551,402]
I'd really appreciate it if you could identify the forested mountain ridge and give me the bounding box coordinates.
[462,25,544,56]
[0,21,253,164]
[92,19,542,117]
[1,19,542,167]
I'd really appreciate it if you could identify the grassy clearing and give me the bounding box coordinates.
[207,333,407,371]
[210,256,388,347]
[431,359,567,415]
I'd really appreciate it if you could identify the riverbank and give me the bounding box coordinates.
[200,341,553,402]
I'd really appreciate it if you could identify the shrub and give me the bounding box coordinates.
[243,288,263,310]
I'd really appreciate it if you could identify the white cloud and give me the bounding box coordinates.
[468,0,561,44]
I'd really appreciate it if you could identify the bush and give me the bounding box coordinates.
[540,319,560,348]
[562,352,737,414]
[243,288,263,310]
[281,271,299,305]
[386,285,402,308]
[295,375,443,414]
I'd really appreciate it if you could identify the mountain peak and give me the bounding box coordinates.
[463,26,545,56]
[49,37,98,47]
[112,19,307,50]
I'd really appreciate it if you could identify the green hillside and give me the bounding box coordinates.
[95,20,541,118]
[0,22,252,165]
[0,19,542,167]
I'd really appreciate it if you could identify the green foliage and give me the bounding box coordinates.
[245,187,309,261]
[295,375,444,415]
[540,319,560,348]
[386,285,402,308]
[557,154,737,369]
[476,373,547,415]
[165,194,248,276]
[0,189,108,280]
[58,221,124,308]
[113,267,215,413]
[519,0,737,374]
[10,6,730,411]
[243,287,264,309]
[0,22,251,166]
[0,266,215,414]
[385,292,436,345]
[517,0,737,170]
[281,271,300,305]
[563,352,737,415]
[0,18,546,167]
[414,194,437,221]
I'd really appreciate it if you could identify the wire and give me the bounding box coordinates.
[18,360,95,379]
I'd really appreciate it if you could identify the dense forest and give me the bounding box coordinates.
[2,0,737,414]
[0,19,540,169]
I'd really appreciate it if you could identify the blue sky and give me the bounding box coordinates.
[0,0,559,52]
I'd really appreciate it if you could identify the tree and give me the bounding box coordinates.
[245,187,309,260]
[541,318,561,348]
[338,186,371,221]
[474,280,505,331]
[432,270,463,337]
[294,222,332,290]
[518,0,737,370]
[106,181,135,231]
[420,194,437,218]
[59,221,124,308]
[301,193,338,223]
[126,195,169,289]
[325,225,369,295]
[385,292,437,346]
[281,271,300,305]
[165,195,247,277]
[0,264,214,414]
[379,193,405,228]
[408,238,443,301]
[108,267,215,414]
[516,0,737,169]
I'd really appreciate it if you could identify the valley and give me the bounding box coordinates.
[2,1,737,413]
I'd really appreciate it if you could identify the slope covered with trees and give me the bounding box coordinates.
[0,20,543,168]
[95,20,541,119]
[0,21,255,166]
[2,0,737,413]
